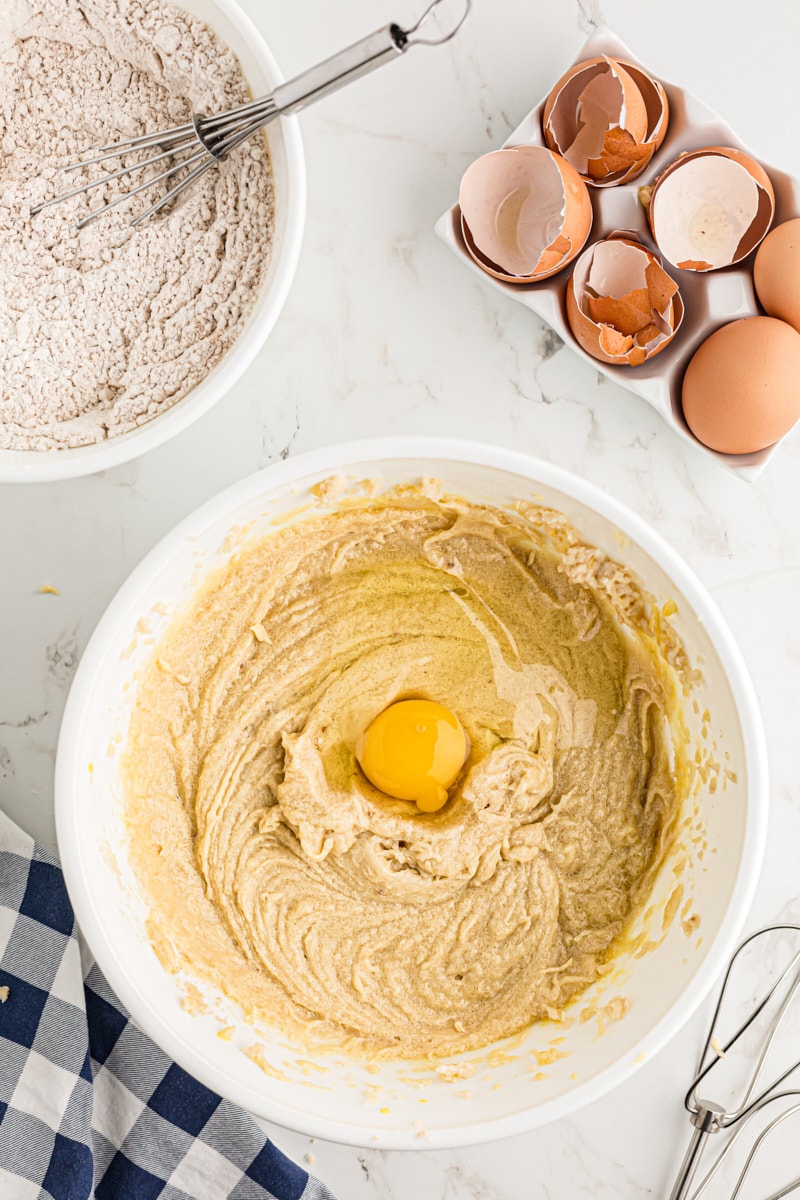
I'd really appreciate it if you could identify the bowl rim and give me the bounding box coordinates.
[55,437,769,1148]
[0,0,307,484]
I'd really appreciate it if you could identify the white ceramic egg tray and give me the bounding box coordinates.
[435,26,800,480]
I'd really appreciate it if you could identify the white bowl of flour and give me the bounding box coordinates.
[0,0,305,481]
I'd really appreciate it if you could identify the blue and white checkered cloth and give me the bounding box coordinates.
[0,810,336,1200]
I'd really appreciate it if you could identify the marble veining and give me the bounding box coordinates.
[1,0,799,1195]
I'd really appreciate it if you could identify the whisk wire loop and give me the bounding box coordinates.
[668,925,800,1200]
[689,1091,800,1200]
[29,0,471,229]
[686,926,800,1124]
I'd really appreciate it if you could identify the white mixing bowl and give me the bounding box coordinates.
[55,439,767,1148]
[0,0,305,483]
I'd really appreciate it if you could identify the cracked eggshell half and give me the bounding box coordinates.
[647,147,775,271]
[543,56,669,186]
[566,234,683,366]
[458,145,592,283]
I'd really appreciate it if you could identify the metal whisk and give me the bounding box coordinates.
[31,0,471,230]
[667,925,800,1200]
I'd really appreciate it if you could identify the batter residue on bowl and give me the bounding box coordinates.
[124,489,690,1058]
[0,0,273,450]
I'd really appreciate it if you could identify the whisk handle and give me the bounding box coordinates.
[667,1104,725,1200]
[668,1126,710,1200]
[271,25,407,117]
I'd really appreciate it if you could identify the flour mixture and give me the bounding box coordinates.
[125,490,690,1059]
[0,0,274,450]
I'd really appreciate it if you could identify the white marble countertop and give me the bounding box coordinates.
[3,0,800,1195]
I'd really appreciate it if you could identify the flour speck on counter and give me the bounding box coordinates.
[0,0,274,450]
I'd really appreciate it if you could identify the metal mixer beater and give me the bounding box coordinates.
[667,924,800,1200]
[31,0,471,229]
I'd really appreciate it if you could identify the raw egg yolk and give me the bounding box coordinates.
[356,700,468,813]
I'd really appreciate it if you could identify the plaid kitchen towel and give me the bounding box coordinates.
[0,810,336,1200]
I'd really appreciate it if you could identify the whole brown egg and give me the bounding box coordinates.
[681,317,800,454]
[754,218,800,334]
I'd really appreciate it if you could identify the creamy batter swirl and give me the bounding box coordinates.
[125,493,683,1057]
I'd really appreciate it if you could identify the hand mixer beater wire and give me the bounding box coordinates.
[31,0,471,230]
[667,924,800,1200]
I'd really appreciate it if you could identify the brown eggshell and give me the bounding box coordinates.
[648,147,775,271]
[458,146,592,283]
[566,234,683,366]
[753,218,800,334]
[682,317,800,453]
[543,56,668,187]
[618,61,670,154]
